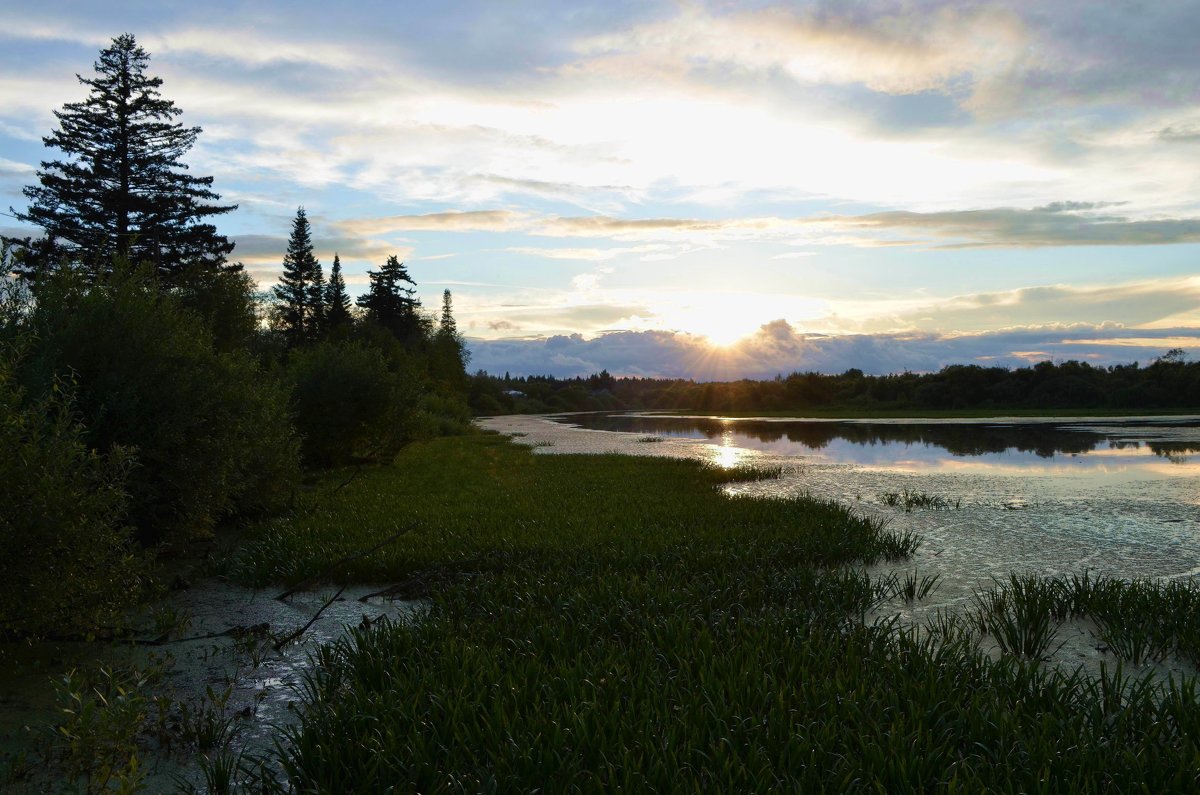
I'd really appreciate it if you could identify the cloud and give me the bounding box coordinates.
[809,206,1200,248]
[467,321,1200,380]
[570,3,1027,96]
[335,204,1200,250]
[335,210,527,237]
[1159,125,1200,144]
[144,28,368,70]
[824,277,1200,335]
[508,242,700,262]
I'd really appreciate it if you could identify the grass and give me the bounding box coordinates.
[963,572,1200,667]
[227,435,898,587]
[880,489,961,512]
[219,434,1200,792]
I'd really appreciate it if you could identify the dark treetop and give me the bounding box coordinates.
[14,33,236,280]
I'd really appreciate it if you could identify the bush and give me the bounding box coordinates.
[21,266,298,544]
[0,342,143,637]
[171,266,262,354]
[287,339,421,467]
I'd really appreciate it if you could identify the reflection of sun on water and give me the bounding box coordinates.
[708,429,748,468]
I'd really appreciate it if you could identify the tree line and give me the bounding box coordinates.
[0,34,469,637]
[469,353,1200,415]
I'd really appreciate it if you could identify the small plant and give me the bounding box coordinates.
[972,575,1064,660]
[52,664,161,793]
[178,683,239,752]
[150,605,194,641]
[637,435,665,443]
[198,748,243,795]
[880,489,959,512]
[899,570,941,602]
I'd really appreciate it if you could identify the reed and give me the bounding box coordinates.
[223,436,1200,792]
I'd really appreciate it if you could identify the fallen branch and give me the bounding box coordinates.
[273,586,346,651]
[275,523,414,601]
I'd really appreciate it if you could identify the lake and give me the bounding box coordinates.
[480,412,1200,674]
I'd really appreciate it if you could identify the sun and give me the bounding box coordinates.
[654,292,768,348]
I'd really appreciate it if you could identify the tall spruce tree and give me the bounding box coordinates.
[432,288,468,385]
[356,255,423,344]
[272,207,321,346]
[309,258,327,337]
[14,33,236,280]
[325,253,352,329]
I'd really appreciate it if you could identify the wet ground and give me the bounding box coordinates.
[0,580,420,790]
[481,412,1200,679]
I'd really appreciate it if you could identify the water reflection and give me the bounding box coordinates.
[565,414,1200,473]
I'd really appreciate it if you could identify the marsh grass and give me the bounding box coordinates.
[228,436,1200,792]
[882,569,941,602]
[966,573,1200,667]
[880,489,960,512]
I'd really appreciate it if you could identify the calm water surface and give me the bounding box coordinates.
[481,412,1200,674]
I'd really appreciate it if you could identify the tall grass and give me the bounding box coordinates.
[961,572,1200,667]
[228,436,1200,792]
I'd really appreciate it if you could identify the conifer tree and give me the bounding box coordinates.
[356,255,423,344]
[439,289,457,337]
[432,288,468,385]
[272,207,321,346]
[14,33,235,280]
[325,253,352,330]
[309,259,327,337]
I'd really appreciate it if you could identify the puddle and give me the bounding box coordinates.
[0,580,421,790]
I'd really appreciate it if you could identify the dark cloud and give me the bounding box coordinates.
[467,321,1200,380]
[1008,2,1200,112]
[817,206,1200,248]
[336,204,1200,249]
[230,232,397,266]
[1159,125,1200,144]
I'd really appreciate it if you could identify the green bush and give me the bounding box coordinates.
[0,342,143,637]
[22,266,298,544]
[171,266,261,354]
[286,339,420,467]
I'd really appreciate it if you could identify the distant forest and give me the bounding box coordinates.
[468,350,1200,415]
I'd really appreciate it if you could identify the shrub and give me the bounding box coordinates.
[0,341,143,637]
[22,265,298,544]
[286,339,420,467]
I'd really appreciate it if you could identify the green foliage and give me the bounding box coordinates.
[171,266,262,354]
[22,264,298,543]
[430,289,468,390]
[271,207,323,347]
[356,255,425,346]
[14,33,235,279]
[51,665,159,793]
[480,353,1200,416]
[285,340,420,467]
[323,253,352,331]
[0,343,142,637]
[239,437,1200,792]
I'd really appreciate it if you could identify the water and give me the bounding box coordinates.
[480,412,1200,676]
[0,582,420,790]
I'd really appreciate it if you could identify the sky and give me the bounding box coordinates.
[1,0,1199,378]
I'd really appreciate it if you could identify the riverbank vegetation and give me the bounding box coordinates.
[471,353,1200,416]
[237,437,1200,791]
[0,33,471,640]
